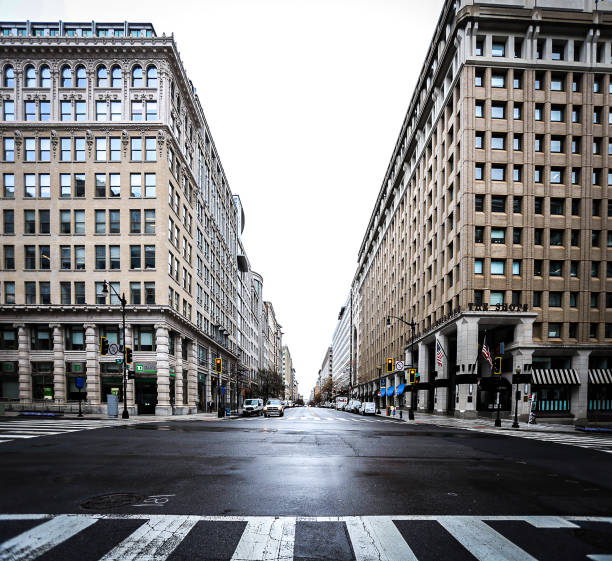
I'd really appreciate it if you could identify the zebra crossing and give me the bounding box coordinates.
[1,514,610,561]
[239,414,393,424]
[420,418,612,454]
[0,419,117,444]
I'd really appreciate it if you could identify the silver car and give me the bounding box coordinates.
[263,399,284,417]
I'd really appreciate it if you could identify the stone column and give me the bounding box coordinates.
[188,340,198,412]
[125,325,135,409]
[84,324,100,408]
[435,333,449,414]
[572,350,590,424]
[417,341,429,412]
[15,324,31,402]
[455,317,480,417]
[51,324,65,403]
[174,336,184,413]
[155,324,171,415]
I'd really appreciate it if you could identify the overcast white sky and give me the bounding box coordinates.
[2,0,445,397]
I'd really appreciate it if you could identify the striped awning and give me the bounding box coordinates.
[532,369,580,385]
[588,369,612,384]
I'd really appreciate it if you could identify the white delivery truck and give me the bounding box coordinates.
[336,397,348,410]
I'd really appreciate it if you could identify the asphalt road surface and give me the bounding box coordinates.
[1,406,611,560]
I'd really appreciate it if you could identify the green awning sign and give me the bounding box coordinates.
[135,364,143,372]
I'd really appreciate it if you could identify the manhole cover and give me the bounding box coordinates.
[81,493,143,510]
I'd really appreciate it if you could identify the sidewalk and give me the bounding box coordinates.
[375,409,584,434]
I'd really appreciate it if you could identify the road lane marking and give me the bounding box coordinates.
[98,514,199,561]
[345,516,418,561]
[231,516,296,561]
[0,514,98,561]
[441,517,537,561]
[524,516,580,528]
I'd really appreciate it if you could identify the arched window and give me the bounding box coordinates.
[111,65,122,88]
[75,65,86,88]
[131,65,143,87]
[61,65,72,87]
[96,65,107,87]
[3,65,15,87]
[25,65,36,87]
[39,64,51,87]
[146,65,157,88]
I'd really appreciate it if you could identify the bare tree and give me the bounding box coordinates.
[257,368,284,403]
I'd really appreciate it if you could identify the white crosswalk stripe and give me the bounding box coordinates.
[0,514,610,561]
[421,419,612,454]
[0,419,117,444]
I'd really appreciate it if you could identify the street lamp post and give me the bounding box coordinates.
[387,315,416,420]
[101,281,129,419]
[512,367,521,429]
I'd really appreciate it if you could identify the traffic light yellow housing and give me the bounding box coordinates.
[386,358,394,373]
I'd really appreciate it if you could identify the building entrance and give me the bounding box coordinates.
[135,379,157,414]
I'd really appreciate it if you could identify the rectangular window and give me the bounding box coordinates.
[3,100,15,121]
[39,210,50,234]
[74,210,85,234]
[24,174,35,198]
[24,101,36,121]
[109,137,121,161]
[75,137,85,161]
[130,137,142,160]
[512,260,521,275]
[491,196,506,213]
[550,106,564,122]
[109,173,120,197]
[550,74,564,91]
[24,210,36,234]
[25,282,36,304]
[550,230,563,246]
[95,174,106,197]
[60,246,71,270]
[491,73,505,88]
[491,135,505,150]
[144,210,155,233]
[4,138,15,161]
[491,166,505,181]
[474,259,483,274]
[95,210,106,233]
[550,168,563,184]
[130,245,141,269]
[475,101,484,118]
[95,100,107,121]
[130,282,142,305]
[95,137,106,161]
[513,228,522,244]
[144,245,155,269]
[25,138,35,161]
[550,261,563,277]
[144,282,155,304]
[109,245,120,269]
[95,245,106,269]
[39,174,50,198]
[3,173,15,198]
[491,229,505,244]
[550,198,564,215]
[491,103,505,119]
[39,138,50,161]
[474,194,484,212]
[60,282,71,305]
[60,138,71,161]
[60,101,72,121]
[145,101,157,120]
[109,210,120,233]
[110,101,121,121]
[513,197,522,214]
[475,226,484,243]
[513,103,522,120]
[130,210,141,233]
[131,101,143,121]
[39,282,50,304]
[145,173,156,197]
[75,101,86,121]
[145,137,156,161]
[130,174,142,197]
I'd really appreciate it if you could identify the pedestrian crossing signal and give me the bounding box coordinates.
[386,358,394,373]
[408,368,417,384]
[215,358,222,373]
[100,337,109,355]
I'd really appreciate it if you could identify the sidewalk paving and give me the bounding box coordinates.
[375,409,586,434]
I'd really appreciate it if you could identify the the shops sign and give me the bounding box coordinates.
[467,303,529,312]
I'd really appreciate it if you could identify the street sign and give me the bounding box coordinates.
[135,364,144,372]
[115,358,123,365]
[396,361,405,371]
[380,379,386,387]
[75,376,85,389]
[108,343,119,356]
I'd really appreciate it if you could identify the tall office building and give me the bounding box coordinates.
[352,0,612,423]
[0,21,245,415]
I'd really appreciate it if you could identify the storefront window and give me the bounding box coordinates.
[31,361,53,399]
[0,361,19,400]
[0,327,17,350]
[66,362,86,400]
[101,362,123,402]
[535,387,571,412]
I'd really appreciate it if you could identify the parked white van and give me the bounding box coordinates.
[242,398,263,416]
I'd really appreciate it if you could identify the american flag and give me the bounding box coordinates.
[436,339,444,367]
[481,335,493,371]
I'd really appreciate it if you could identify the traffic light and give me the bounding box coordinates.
[386,358,394,373]
[493,356,502,375]
[408,368,416,384]
[415,371,420,384]
[100,336,109,355]
[125,347,133,365]
[215,358,222,373]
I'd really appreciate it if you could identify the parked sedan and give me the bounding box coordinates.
[359,402,376,416]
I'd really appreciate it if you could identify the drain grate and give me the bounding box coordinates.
[81,492,144,510]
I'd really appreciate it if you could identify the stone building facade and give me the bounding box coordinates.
[0,21,254,415]
[352,0,612,423]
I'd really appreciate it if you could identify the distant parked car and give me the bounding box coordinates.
[242,398,263,416]
[359,402,376,416]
